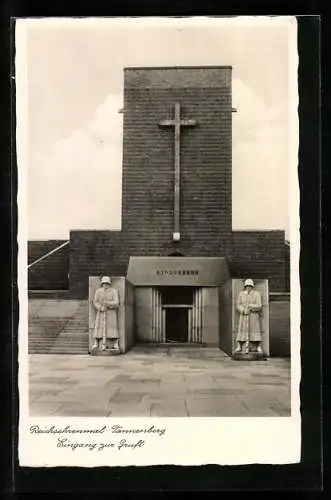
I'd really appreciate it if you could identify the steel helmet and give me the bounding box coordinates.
[100,276,111,285]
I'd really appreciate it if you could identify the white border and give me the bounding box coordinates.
[17,16,301,467]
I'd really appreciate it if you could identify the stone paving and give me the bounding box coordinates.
[29,346,291,417]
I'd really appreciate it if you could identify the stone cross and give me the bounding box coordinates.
[159,102,197,241]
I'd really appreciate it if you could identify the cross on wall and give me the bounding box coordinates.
[158,102,197,242]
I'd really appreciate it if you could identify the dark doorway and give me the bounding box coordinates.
[165,307,188,343]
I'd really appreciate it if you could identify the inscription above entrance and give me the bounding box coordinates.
[127,256,230,286]
[156,270,200,276]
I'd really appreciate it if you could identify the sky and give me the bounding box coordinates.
[17,17,297,240]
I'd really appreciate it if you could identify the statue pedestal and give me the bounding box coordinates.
[232,352,267,361]
[90,349,121,357]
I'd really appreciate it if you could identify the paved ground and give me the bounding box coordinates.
[29,347,291,417]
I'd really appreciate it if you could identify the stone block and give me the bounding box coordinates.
[232,352,267,361]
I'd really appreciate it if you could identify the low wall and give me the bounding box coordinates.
[28,240,69,290]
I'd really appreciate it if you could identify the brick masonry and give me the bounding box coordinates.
[28,229,288,297]
[269,298,291,357]
[122,67,232,258]
[229,230,287,292]
[69,230,124,298]
[66,229,288,298]
[28,240,69,290]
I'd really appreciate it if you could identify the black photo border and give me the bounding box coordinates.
[1,7,323,495]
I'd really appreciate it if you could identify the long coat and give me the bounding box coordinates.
[236,289,262,342]
[93,286,120,340]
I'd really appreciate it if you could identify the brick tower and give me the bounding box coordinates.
[121,67,232,257]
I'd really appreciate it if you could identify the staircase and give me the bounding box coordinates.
[49,302,89,354]
[29,299,89,354]
[29,318,68,353]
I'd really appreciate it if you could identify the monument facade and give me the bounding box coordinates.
[29,66,290,356]
[67,67,287,300]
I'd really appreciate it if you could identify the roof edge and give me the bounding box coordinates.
[124,65,232,71]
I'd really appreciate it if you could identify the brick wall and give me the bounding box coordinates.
[69,230,124,298]
[269,294,290,357]
[228,231,287,292]
[28,240,69,290]
[285,242,290,291]
[67,229,288,297]
[122,67,232,258]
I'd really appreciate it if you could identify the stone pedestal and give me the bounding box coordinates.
[232,351,267,361]
[90,348,121,357]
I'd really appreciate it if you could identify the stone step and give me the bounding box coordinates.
[63,315,88,322]
[29,338,59,343]
[62,327,88,333]
[62,330,89,334]
[29,331,85,336]
[29,323,67,328]
[49,343,88,348]
[29,348,88,354]
[63,325,88,329]
[48,350,88,355]
[63,319,88,323]
[50,342,88,345]
[45,344,88,349]
[28,290,70,299]
[28,326,69,331]
[29,341,88,349]
[29,349,53,354]
[29,324,87,329]
[29,316,70,320]
[49,344,88,349]
[28,329,60,334]
[29,335,58,342]
[29,337,57,341]
[30,339,88,345]
[29,344,57,349]
[64,325,88,328]
[29,344,88,354]
[29,332,88,340]
[29,347,56,353]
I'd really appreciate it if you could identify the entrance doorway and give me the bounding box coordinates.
[165,308,188,343]
[160,287,194,344]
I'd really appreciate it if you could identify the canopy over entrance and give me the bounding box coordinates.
[126,256,230,286]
